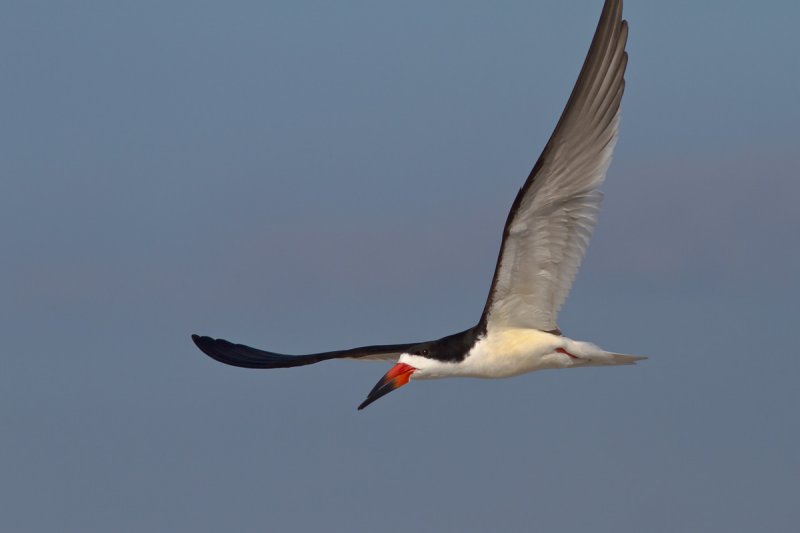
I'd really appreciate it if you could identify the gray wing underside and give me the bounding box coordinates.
[482,0,629,332]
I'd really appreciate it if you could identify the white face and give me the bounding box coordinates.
[397,353,459,380]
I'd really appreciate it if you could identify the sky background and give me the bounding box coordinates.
[2,0,799,531]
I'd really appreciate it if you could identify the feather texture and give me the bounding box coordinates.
[482,0,629,331]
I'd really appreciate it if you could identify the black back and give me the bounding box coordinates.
[405,326,483,363]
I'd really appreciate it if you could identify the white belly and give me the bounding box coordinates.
[401,328,572,380]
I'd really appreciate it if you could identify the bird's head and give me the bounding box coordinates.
[357,342,444,410]
[357,327,481,409]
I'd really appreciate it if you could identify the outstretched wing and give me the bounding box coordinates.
[481,0,628,332]
[192,334,420,369]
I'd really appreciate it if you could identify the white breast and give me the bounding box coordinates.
[400,328,575,380]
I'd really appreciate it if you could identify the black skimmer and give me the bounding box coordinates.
[192,0,645,410]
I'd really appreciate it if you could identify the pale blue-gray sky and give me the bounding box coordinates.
[2,1,799,532]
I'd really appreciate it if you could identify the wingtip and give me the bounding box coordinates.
[191,334,217,357]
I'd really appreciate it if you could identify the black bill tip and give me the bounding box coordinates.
[357,363,415,411]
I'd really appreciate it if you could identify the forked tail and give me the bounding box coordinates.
[604,352,647,365]
[581,351,647,367]
[558,343,647,367]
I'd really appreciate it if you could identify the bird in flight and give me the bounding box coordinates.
[192,0,645,410]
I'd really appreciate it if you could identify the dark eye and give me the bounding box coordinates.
[421,349,429,356]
